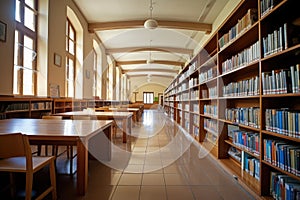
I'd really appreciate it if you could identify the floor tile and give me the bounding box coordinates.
[111,186,140,200]
[140,186,167,200]
[142,174,165,185]
[118,174,142,185]
[164,174,188,185]
[166,186,194,200]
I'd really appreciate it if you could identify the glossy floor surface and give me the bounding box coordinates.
[57,108,256,200]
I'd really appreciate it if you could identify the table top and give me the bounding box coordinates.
[108,108,139,111]
[54,111,133,118]
[0,118,113,138]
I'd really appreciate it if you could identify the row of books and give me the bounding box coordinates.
[260,0,279,17]
[203,105,218,118]
[175,92,189,101]
[6,103,30,112]
[262,23,287,57]
[193,114,199,126]
[199,66,217,84]
[177,82,188,92]
[208,86,217,98]
[193,104,199,113]
[241,151,260,180]
[204,118,218,134]
[231,130,260,155]
[265,109,300,138]
[189,77,198,88]
[264,139,300,175]
[218,8,258,50]
[222,76,259,97]
[31,102,52,110]
[205,131,218,144]
[193,126,199,138]
[190,90,199,100]
[221,41,260,74]
[228,146,241,162]
[262,65,300,94]
[270,171,300,200]
[188,61,197,76]
[225,107,260,128]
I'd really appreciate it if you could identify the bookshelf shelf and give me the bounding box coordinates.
[163,0,300,198]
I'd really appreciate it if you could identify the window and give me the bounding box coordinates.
[143,92,154,104]
[92,49,97,97]
[14,0,37,95]
[66,19,76,98]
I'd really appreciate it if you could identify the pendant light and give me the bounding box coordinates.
[144,0,158,29]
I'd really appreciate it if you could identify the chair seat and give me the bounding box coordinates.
[0,156,55,173]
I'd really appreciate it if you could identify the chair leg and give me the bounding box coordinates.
[25,172,33,200]
[49,160,57,200]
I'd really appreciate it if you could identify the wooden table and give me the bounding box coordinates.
[0,118,113,196]
[95,107,140,122]
[53,111,132,143]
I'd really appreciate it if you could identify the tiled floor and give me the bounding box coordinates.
[55,108,256,200]
[1,109,256,199]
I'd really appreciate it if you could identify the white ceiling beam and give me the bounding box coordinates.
[88,20,212,33]
[116,60,185,67]
[106,46,193,55]
[127,74,175,78]
[122,68,179,74]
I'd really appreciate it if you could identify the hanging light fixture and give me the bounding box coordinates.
[144,0,158,29]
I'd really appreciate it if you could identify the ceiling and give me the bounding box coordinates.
[74,0,230,88]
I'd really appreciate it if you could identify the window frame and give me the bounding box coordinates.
[14,0,38,96]
[143,92,154,104]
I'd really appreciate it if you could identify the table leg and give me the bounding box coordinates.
[76,139,88,195]
[122,119,127,143]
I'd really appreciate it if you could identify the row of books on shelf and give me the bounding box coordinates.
[201,86,218,99]
[230,129,260,155]
[265,108,300,138]
[205,132,218,144]
[31,102,52,110]
[264,138,300,176]
[260,0,279,17]
[262,65,300,95]
[188,61,198,75]
[225,107,260,128]
[190,90,199,100]
[228,146,241,162]
[221,41,260,74]
[193,126,199,138]
[199,66,217,84]
[178,70,190,83]
[262,23,288,57]
[270,171,300,200]
[241,151,260,180]
[203,104,218,118]
[178,82,188,92]
[204,118,218,134]
[175,92,189,101]
[193,104,199,113]
[193,114,199,125]
[189,77,198,88]
[222,76,259,97]
[6,103,30,112]
[218,8,258,50]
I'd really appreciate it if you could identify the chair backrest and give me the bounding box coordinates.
[42,115,63,120]
[0,133,33,169]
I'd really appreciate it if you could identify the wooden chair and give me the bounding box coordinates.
[38,116,63,156]
[0,133,57,200]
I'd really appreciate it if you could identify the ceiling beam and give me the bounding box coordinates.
[88,20,212,33]
[106,46,193,55]
[116,60,185,67]
[127,74,175,78]
[122,68,179,74]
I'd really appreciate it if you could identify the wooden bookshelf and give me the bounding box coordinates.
[0,96,53,119]
[163,0,300,198]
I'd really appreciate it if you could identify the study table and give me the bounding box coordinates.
[0,118,113,196]
[53,111,132,143]
[95,107,140,122]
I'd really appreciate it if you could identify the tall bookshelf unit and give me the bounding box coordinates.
[163,0,300,198]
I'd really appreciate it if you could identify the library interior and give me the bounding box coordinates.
[0,0,300,199]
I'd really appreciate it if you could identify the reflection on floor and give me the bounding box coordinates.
[1,109,256,200]
[57,109,255,200]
